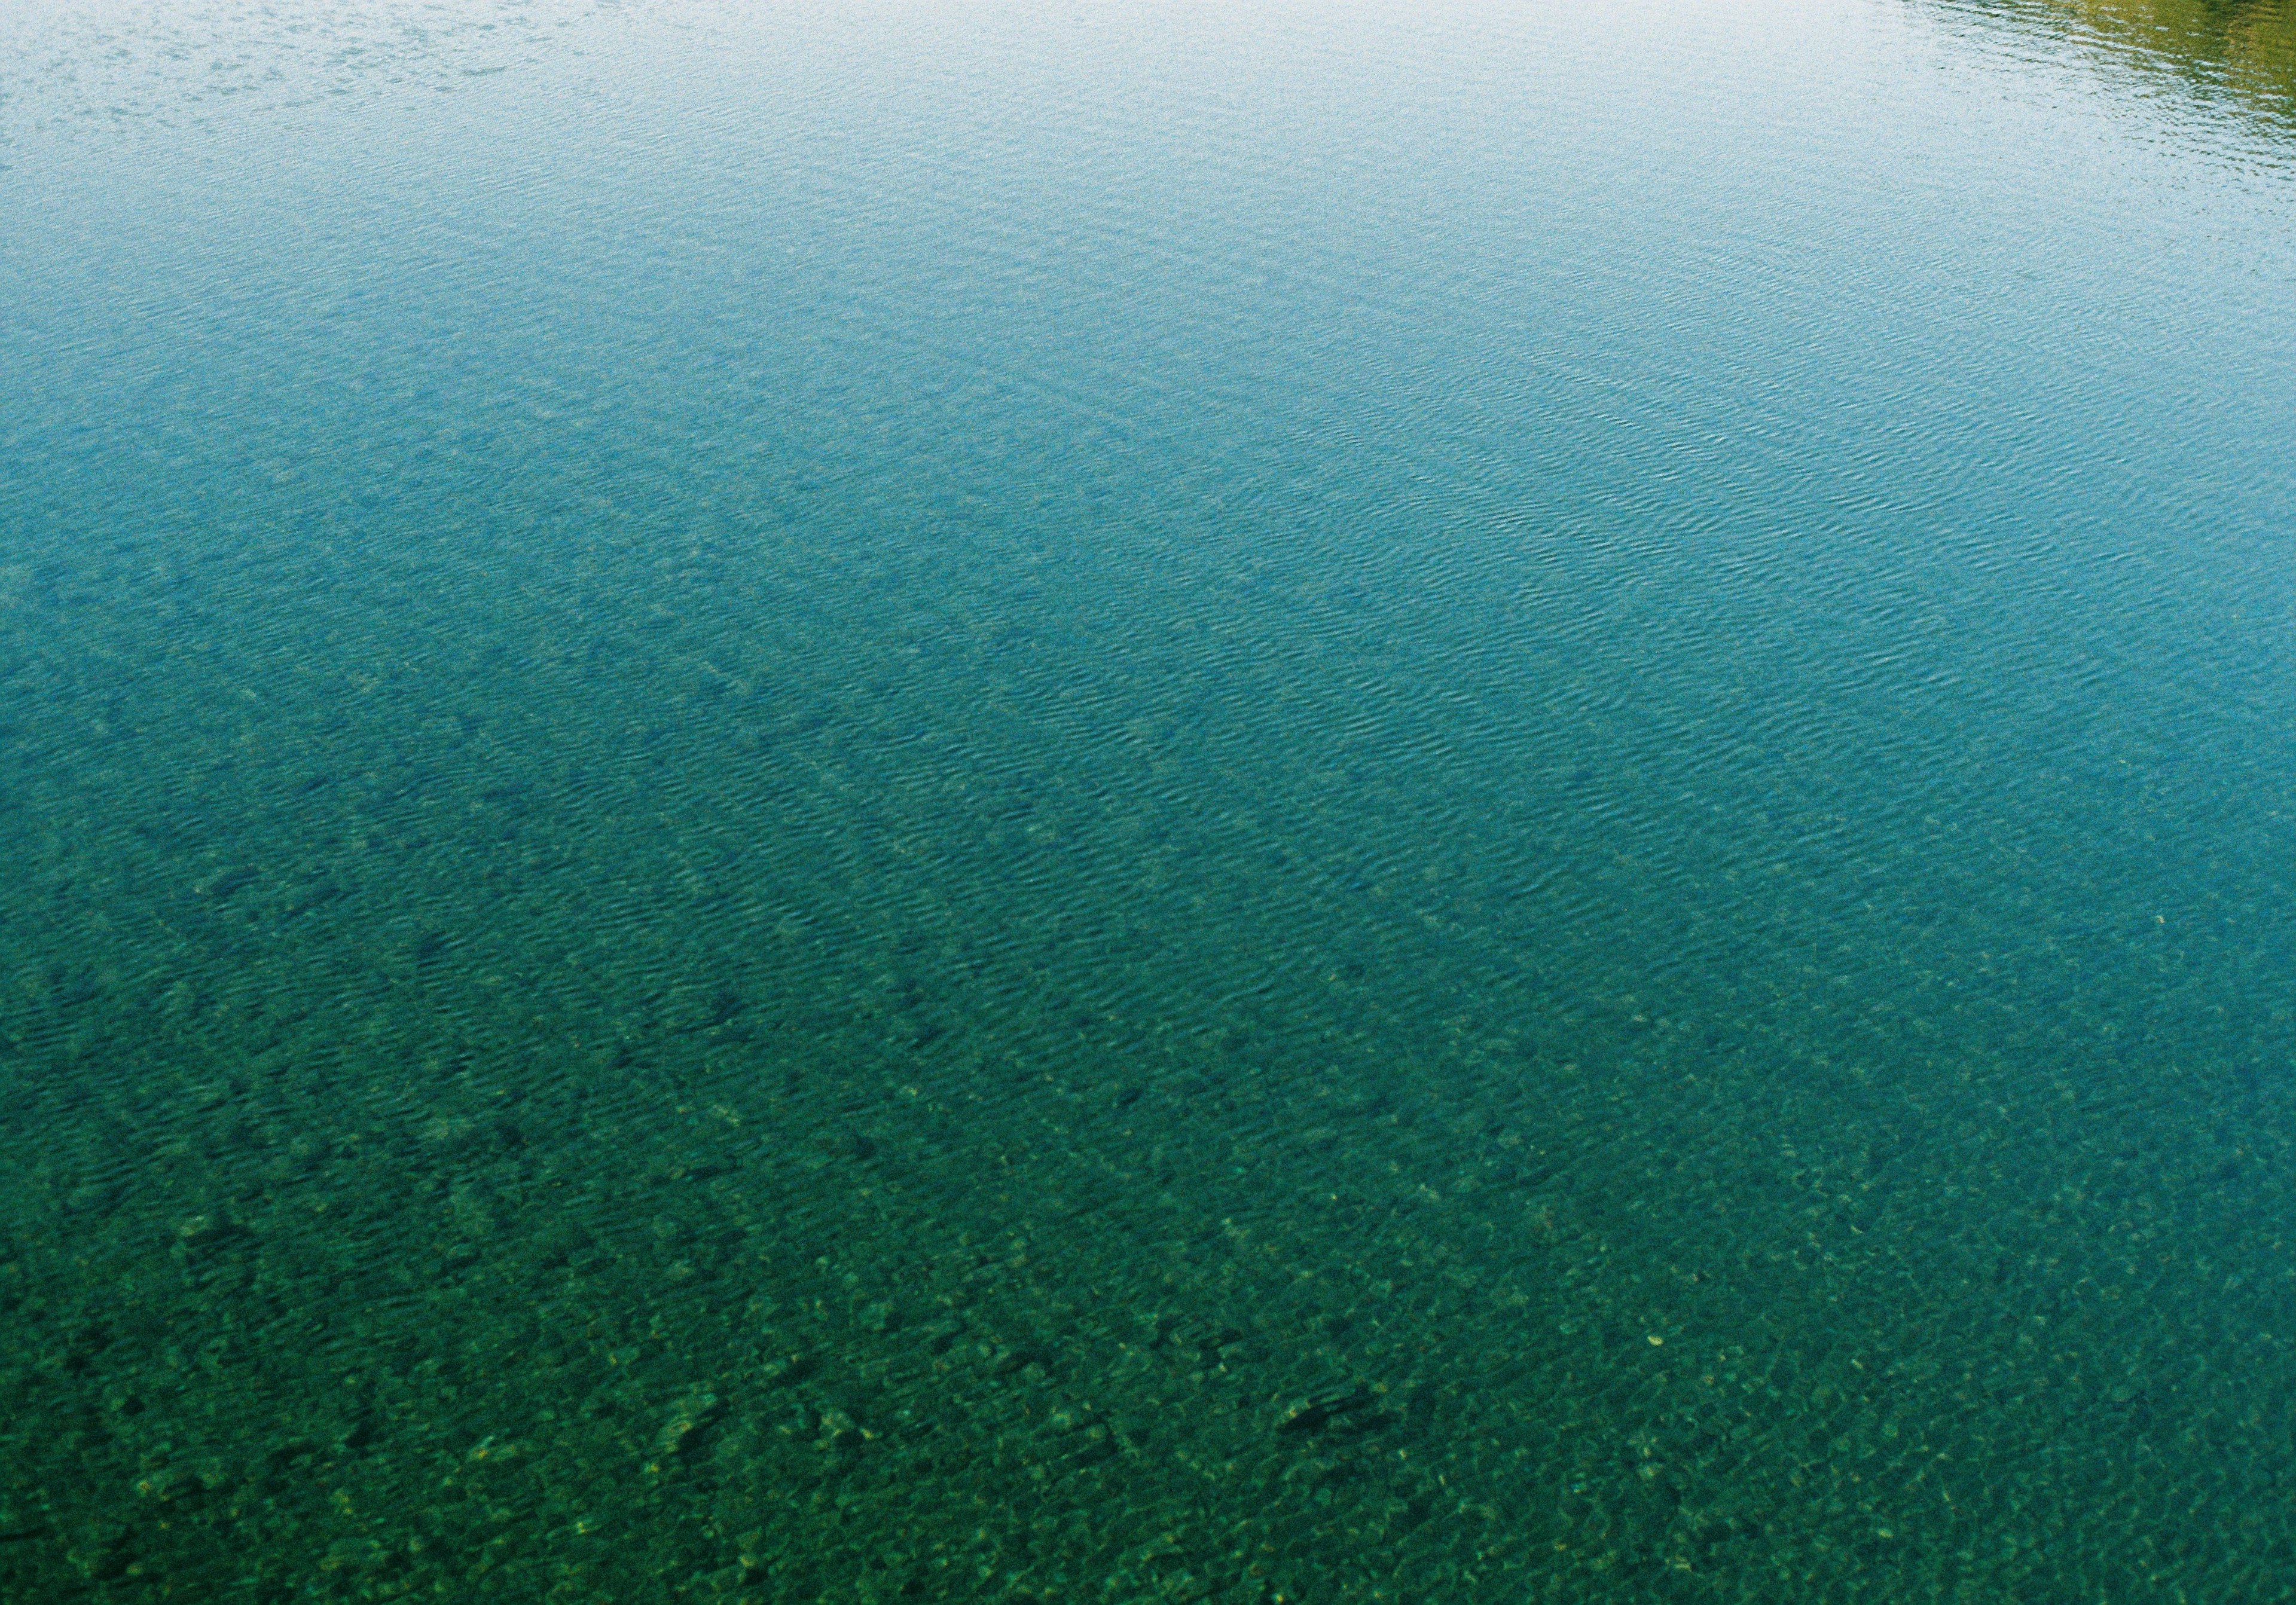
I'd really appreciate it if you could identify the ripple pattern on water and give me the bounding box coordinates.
[3,0,2296,1599]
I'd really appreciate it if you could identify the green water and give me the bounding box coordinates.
[4,1,2295,1598]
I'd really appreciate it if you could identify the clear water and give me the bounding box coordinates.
[4,1,2295,1598]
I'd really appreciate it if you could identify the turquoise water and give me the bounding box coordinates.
[4,0,2296,1598]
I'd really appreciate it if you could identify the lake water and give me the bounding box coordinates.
[4,1,2295,1598]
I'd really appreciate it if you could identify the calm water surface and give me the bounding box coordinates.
[4,1,2296,1598]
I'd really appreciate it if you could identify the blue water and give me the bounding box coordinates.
[4,1,2296,1598]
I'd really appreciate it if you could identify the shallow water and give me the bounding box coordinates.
[3,1,2295,1598]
